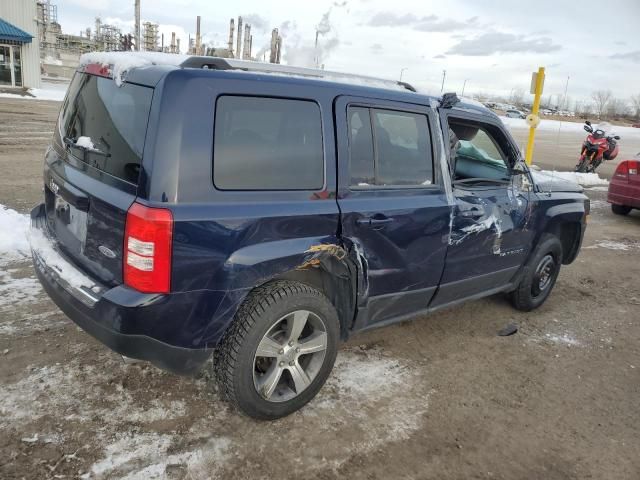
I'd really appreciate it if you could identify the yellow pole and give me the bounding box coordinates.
[525,66,545,165]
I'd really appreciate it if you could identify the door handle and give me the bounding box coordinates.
[460,208,484,218]
[356,217,394,226]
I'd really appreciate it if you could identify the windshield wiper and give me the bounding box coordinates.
[453,177,510,185]
[63,136,111,157]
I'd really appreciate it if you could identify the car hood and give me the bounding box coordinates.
[529,170,584,193]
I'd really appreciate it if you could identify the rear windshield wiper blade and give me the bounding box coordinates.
[453,177,510,185]
[63,136,111,157]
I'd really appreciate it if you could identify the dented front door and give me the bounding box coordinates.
[431,179,532,307]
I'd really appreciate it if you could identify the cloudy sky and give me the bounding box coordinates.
[56,0,640,104]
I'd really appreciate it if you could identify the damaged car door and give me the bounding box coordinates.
[335,97,451,328]
[430,113,533,307]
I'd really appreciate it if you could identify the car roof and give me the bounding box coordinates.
[78,52,497,118]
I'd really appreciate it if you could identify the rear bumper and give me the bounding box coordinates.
[30,204,213,375]
[607,183,640,209]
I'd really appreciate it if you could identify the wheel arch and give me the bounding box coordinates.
[539,205,586,264]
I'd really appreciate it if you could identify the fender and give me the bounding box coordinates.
[530,194,588,265]
[201,235,358,344]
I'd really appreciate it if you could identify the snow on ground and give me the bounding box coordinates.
[0,204,30,262]
[0,80,68,102]
[587,240,640,251]
[501,115,640,136]
[544,333,581,346]
[531,169,609,187]
[1,346,432,478]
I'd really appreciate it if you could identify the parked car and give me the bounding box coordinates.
[632,123,640,128]
[30,53,589,419]
[608,157,640,215]
[505,109,526,119]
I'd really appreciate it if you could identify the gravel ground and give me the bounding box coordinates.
[0,97,639,480]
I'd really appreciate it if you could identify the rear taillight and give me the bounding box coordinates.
[124,202,173,293]
[614,160,638,180]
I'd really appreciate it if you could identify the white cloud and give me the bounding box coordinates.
[51,0,640,101]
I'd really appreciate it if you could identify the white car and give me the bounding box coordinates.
[505,109,526,119]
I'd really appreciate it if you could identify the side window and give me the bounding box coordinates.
[449,120,510,181]
[348,107,375,186]
[214,96,324,190]
[347,106,433,188]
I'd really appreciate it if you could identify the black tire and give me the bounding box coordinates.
[510,234,563,312]
[214,280,339,420]
[575,158,588,173]
[611,204,632,215]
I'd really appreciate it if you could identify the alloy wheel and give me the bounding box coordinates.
[253,310,328,402]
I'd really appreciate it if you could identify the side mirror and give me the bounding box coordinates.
[614,135,621,140]
[585,120,591,126]
[511,161,528,175]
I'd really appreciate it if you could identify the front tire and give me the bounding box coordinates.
[611,204,632,215]
[510,234,563,311]
[575,157,588,173]
[214,281,339,419]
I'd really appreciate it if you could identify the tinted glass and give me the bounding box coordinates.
[61,73,153,184]
[214,96,324,190]
[348,107,375,186]
[373,109,433,186]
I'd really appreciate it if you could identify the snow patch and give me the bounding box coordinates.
[545,333,580,346]
[532,169,609,187]
[0,204,30,263]
[0,272,42,309]
[0,81,68,102]
[29,228,95,290]
[593,240,635,251]
[501,115,640,136]
[75,136,94,149]
[80,51,189,86]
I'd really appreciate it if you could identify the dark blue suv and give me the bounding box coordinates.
[31,54,589,419]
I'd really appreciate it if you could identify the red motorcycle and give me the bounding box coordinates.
[575,121,620,173]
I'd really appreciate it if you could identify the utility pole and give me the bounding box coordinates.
[461,79,469,97]
[440,70,446,93]
[399,67,407,82]
[134,0,140,51]
[562,76,570,110]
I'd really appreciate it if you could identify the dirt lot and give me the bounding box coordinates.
[1,97,639,479]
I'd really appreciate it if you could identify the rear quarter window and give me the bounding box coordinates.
[213,96,324,190]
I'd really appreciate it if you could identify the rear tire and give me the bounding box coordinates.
[510,234,563,312]
[214,280,339,420]
[611,204,632,215]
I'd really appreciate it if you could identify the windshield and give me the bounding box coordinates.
[59,73,153,184]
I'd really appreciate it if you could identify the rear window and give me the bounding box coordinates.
[213,96,324,190]
[60,73,153,184]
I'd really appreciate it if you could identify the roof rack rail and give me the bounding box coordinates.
[179,56,417,93]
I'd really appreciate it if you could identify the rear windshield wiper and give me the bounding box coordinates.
[453,177,510,186]
[63,136,111,157]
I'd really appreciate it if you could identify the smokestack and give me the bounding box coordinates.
[269,28,278,63]
[196,16,201,54]
[236,16,243,59]
[243,24,251,59]
[228,18,235,55]
[161,32,164,52]
[276,35,282,64]
[176,37,181,54]
[134,0,140,51]
[171,31,176,53]
[249,35,253,59]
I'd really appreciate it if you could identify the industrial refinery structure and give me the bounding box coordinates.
[33,0,284,80]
